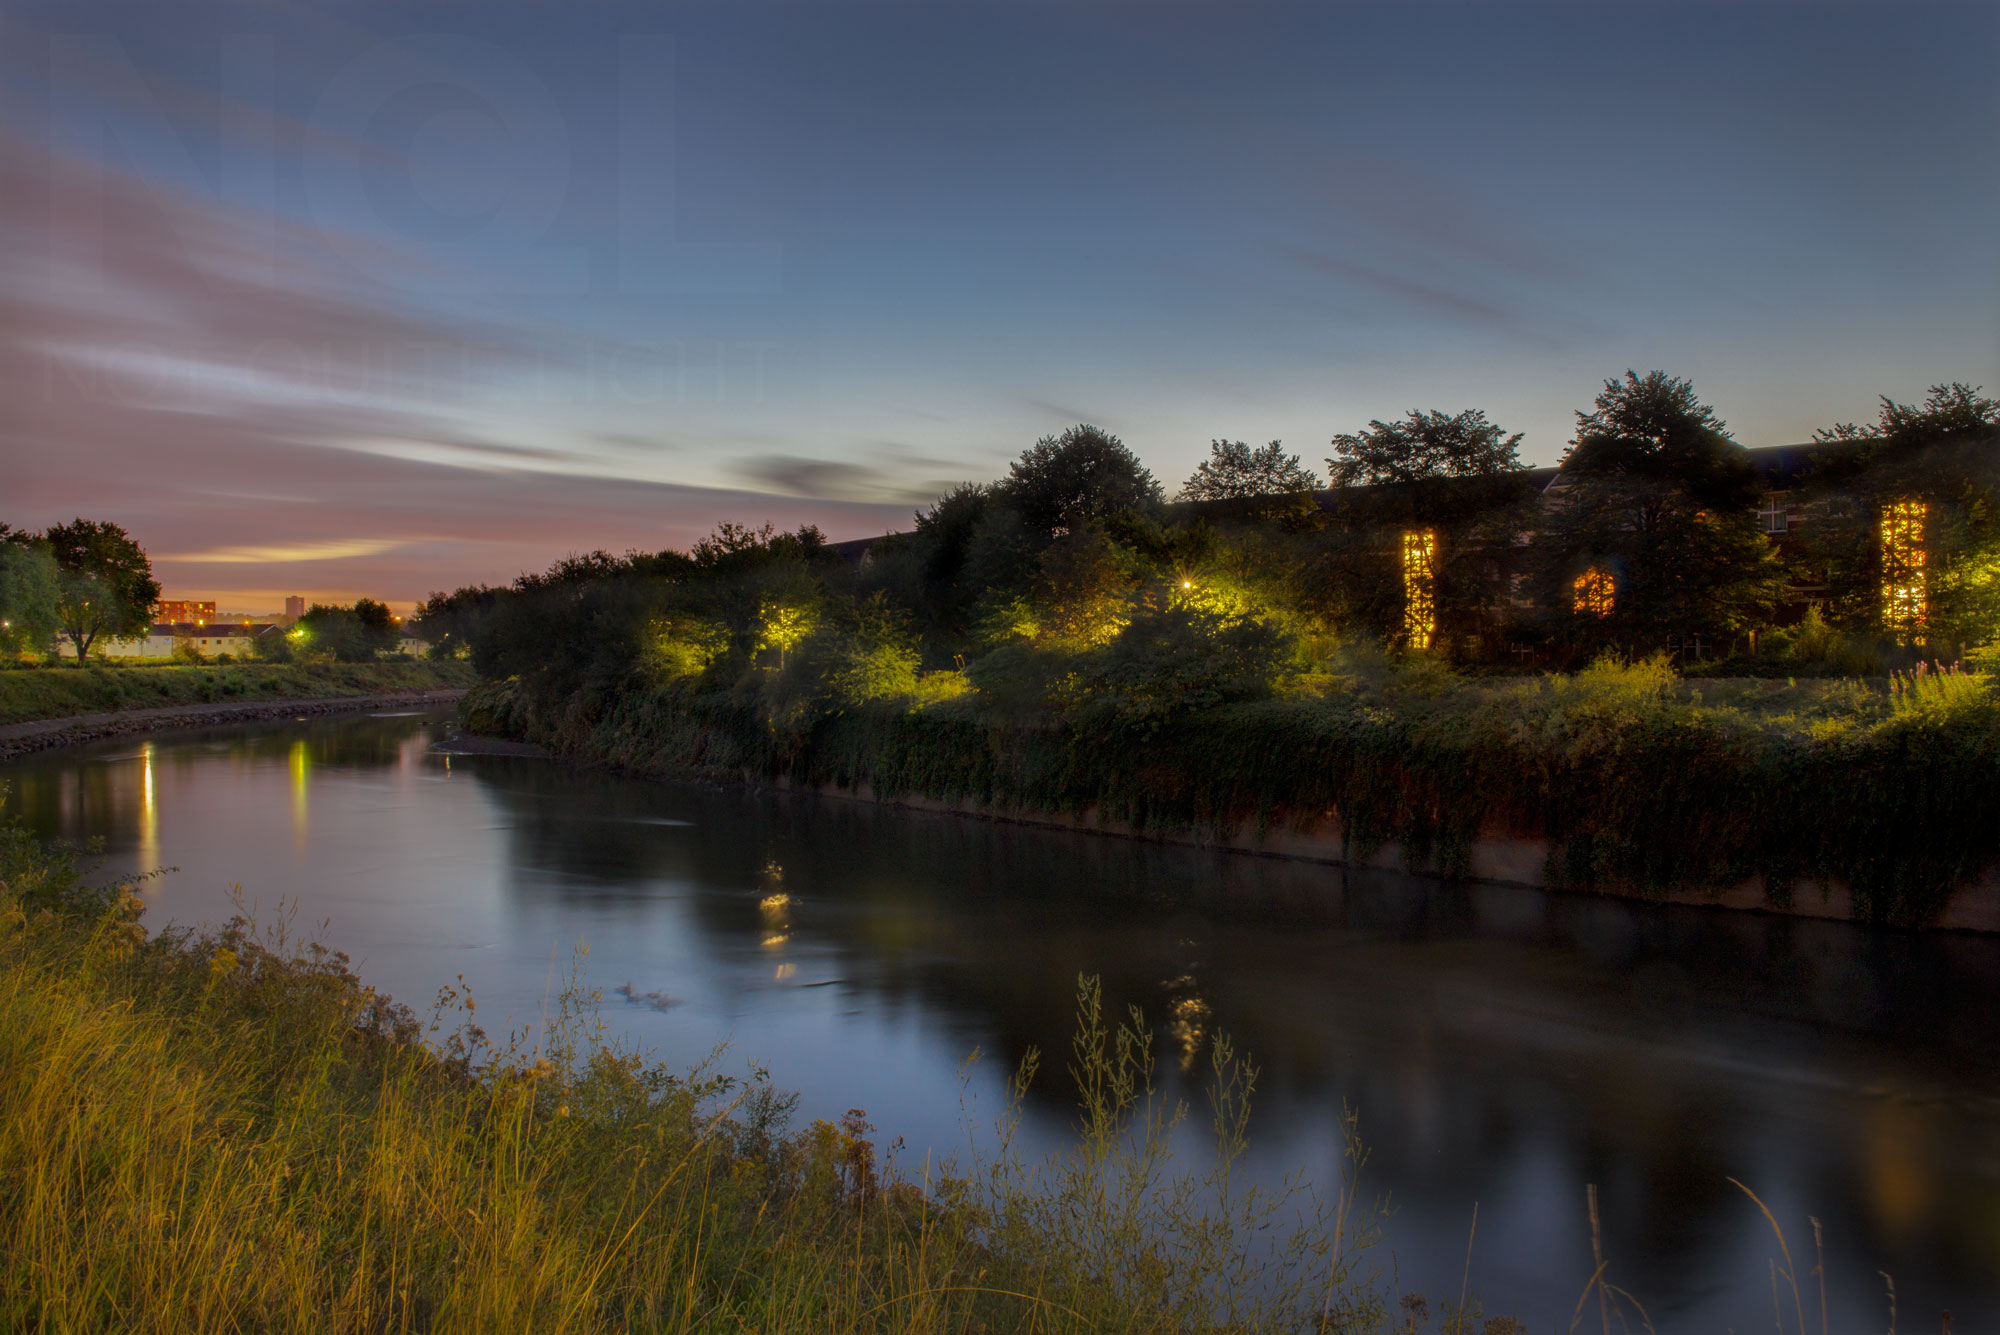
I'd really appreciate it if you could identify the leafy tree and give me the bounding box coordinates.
[1536,372,1779,652]
[1327,410,1524,488]
[412,584,506,660]
[293,599,401,662]
[1000,425,1163,536]
[1177,440,1321,501]
[0,531,61,658]
[1561,371,1758,511]
[43,519,160,664]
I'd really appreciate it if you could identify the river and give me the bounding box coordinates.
[4,707,1997,1331]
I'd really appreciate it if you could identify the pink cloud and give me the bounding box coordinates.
[0,128,908,609]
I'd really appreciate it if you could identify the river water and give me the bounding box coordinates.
[4,708,1997,1331]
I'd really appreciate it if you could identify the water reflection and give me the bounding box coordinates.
[3,712,1998,1331]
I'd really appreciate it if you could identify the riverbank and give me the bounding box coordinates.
[0,688,470,763]
[0,823,1412,1334]
[0,663,472,755]
[463,659,2000,930]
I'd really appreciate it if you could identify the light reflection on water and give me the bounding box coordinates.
[4,709,1999,1331]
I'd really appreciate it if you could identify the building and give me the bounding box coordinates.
[284,595,306,623]
[96,623,285,659]
[155,599,218,624]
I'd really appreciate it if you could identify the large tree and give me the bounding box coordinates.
[1000,425,1163,536]
[1327,409,1524,487]
[1177,440,1321,501]
[0,528,62,658]
[1538,371,1779,651]
[44,519,160,664]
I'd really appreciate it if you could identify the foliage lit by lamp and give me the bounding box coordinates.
[1401,530,1435,651]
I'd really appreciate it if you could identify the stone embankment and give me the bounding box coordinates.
[0,690,468,762]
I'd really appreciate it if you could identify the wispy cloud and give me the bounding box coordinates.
[161,539,408,564]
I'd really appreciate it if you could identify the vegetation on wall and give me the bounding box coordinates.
[420,372,2000,925]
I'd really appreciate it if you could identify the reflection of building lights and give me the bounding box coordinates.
[774,963,795,981]
[288,738,309,850]
[1880,499,1927,643]
[1401,530,1436,651]
[1167,993,1210,1073]
[137,742,157,874]
[1571,567,1615,617]
[761,933,788,950]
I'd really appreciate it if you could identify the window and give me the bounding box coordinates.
[1401,529,1436,651]
[1756,494,1789,535]
[1571,567,1614,617]
[1880,499,1926,643]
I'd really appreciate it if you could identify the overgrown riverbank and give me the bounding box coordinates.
[0,660,475,727]
[465,656,2000,928]
[0,817,1457,1334]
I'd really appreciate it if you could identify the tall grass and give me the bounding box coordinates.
[0,820,1451,1334]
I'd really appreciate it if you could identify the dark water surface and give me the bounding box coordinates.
[5,709,1998,1331]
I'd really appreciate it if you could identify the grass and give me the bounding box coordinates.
[0,818,1464,1335]
[0,659,476,727]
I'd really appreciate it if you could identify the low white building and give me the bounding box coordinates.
[95,622,282,659]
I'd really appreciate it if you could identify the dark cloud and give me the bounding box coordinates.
[731,454,961,507]
[1274,245,1522,329]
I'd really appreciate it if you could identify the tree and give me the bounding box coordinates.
[1537,372,1778,650]
[0,531,61,658]
[1327,409,1524,488]
[1815,382,2000,451]
[43,519,160,664]
[293,599,401,662]
[1000,425,1163,536]
[1561,370,1757,511]
[1177,440,1322,501]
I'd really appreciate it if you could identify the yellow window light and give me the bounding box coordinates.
[1571,567,1614,617]
[1401,529,1436,651]
[1880,499,1926,643]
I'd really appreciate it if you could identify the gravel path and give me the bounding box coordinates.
[0,689,469,761]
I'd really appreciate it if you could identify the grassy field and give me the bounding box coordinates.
[0,818,1471,1335]
[0,660,475,727]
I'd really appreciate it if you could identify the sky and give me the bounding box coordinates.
[1,1,1995,611]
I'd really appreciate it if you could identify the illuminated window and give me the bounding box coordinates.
[1571,567,1615,617]
[1402,529,1436,651]
[1880,499,1926,642]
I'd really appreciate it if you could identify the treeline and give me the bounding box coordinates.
[420,372,2000,721]
[0,517,412,665]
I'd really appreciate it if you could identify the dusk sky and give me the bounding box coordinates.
[2,1,1994,610]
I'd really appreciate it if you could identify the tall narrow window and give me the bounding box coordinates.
[1880,499,1926,642]
[1572,567,1615,617]
[1402,529,1436,651]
